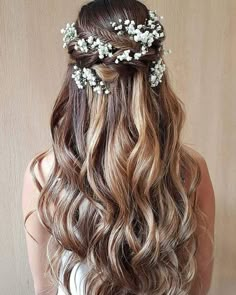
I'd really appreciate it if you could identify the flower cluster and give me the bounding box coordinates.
[60,10,171,94]
[149,58,166,87]
[110,10,165,63]
[60,22,77,49]
[72,65,110,95]
[115,49,133,64]
[74,36,114,59]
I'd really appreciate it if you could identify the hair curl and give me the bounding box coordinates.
[24,0,209,294]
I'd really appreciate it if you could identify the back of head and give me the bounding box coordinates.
[27,0,203,294]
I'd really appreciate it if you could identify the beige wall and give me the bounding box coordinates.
[1,0,235,294]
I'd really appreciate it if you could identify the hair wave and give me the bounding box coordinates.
[24,1,209,294]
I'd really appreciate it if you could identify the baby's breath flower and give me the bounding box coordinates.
[134,52,142,60]
[87,36,94,44]
[149,57,166,87]
[62,10,171,93]
[72,66,110,94]
[61,22,77,48]
[115,49,133,64]
[112,10,166,62]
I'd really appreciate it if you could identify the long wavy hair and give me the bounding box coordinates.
[24,0,209,294]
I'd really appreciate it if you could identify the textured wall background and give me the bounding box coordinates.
[0,0,235,294]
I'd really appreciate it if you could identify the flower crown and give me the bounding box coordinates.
[60,10,171,94]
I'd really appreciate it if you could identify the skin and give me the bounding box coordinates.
[186,147,215,295]
[22,150,57,295]
[21,146,215,295]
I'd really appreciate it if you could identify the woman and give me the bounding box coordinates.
[22,0,215,294]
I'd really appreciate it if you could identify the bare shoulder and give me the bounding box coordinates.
[21,148,58,293]
[23,147,55,190]
[183,145,216,294]
[183,145,215,226]
[21,147,55,219]
[183,145,215,204]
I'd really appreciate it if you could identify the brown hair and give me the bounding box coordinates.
[24,0,207,294]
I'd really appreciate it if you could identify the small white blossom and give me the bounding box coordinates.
[141,45,148,54]
[87,36,94,44]
[134,52,142,60]
[77,38,89,52]
[149,58,166,87]
[62,10,170,93]
[137,24,143,29]
[149,10,159,22]
[114,24,123,31]
[72,66,111,94]
[74,36,113,60]
[153,31,159,38]
[115,49,133,63]
[61,22,77,48]
[126,23,136,34]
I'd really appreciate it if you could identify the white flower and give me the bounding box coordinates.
[147,36,154,47]
[61,22,77,48]
[77,38,88,52]
[71,65,111,94]
[115,49,133,63]
[153,31,159,38]
[149,10,159,22]
[126,23,136,34]
[87,36,94,44]
[110,22,116,27]
[114,24,123,31]
[134,52,142,60]
[149,58,166,87]
[141,45,148,54]
[74,36,113,59]
[117,31,124,36]
[62,9,170,92]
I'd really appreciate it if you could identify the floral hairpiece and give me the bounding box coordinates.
[60,10,171,94]
[149,57,166,87]
[72,65,110,94]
